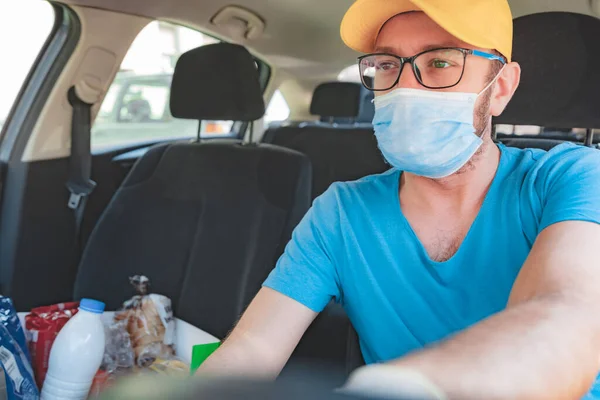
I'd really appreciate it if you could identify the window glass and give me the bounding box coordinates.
[96,83,122,124]
[496,125,542,136]
[0,1,55,132]
[338,64,361,83]
[92,21,236,151]
[118,83,170,123]
[264,90,290,125]
[495,124,587,141]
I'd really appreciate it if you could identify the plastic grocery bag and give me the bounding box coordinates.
[102,319,135,373]
[0,298,30,368]
[24,302,79,388]
[114,276,175,367]
[0,298,39,399]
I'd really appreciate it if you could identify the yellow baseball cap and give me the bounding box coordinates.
[340,0,513,62]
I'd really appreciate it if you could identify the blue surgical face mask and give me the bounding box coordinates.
[372,73,502,179]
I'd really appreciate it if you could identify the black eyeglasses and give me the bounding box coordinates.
[358,47,506,91]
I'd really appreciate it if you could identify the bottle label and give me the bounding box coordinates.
[149,294,175,346]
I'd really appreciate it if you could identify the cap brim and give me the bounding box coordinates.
[340,0,503,59]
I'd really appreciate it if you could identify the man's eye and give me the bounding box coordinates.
[377,62,399,71]
[430,59,452,69]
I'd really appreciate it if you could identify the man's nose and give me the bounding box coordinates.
[395,63,421,89]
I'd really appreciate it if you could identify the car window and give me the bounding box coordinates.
[118,82,170,123]
[96,83,122,124]
[496,124,543,136]
[495,124,591,141]
[91,21,238,151]
[338,64,361,83]
[0,1,55,133]
[264,90,290,125]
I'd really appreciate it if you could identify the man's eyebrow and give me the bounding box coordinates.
[373,42,463,55]
[421,42,463,51]
[373,46,398,54]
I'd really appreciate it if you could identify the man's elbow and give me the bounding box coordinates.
[196,329,286,379]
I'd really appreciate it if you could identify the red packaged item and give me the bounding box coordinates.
[88,369,114,398]
[24,301,79,388]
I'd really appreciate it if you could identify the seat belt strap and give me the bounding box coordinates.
[66,86,96,253]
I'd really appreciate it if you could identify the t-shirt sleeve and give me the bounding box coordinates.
[536,145,600,233]
[263,185,342,313]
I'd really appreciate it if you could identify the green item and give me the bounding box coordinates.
[190,342,221,374]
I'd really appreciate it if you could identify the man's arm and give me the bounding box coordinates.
[389,221,600,400]
[197,184,344,379]
[196,287,318,378]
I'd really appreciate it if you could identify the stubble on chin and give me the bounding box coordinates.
[443,88,494,178]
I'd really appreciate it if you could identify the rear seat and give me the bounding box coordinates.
[317,82,375,126]
[73,43,312,339]
[263,82,387,199]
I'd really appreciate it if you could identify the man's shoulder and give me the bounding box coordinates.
[318,168,398,205]
[508,143,600,236]
[524,142,600,177]
[543,142,600,162]
[500,142,600,178]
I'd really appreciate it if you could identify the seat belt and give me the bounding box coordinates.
[66,86,96,256]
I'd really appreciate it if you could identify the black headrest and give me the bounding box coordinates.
[170,43,265,121]
[495,12,600,129]
[356,85,375,123]
[310,82,361,118]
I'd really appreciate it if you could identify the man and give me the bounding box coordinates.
[199,1,600,399]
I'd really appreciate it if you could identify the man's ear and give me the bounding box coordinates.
[490,62,521,117]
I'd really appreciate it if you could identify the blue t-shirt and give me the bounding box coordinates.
[264,143,600,398]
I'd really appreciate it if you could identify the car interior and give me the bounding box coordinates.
[0,0,599,391]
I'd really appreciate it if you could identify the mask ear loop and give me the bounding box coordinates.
[474,65,506,139]
[476,65,506,98]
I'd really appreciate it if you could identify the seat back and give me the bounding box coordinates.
[264,82,387,199]
[74,43,312,339]
[494,12,600,149]
[331,80,375,125]
[281,302,365,387]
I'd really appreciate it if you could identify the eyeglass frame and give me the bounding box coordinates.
[357,47,507,91]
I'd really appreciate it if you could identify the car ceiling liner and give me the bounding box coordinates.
[211,5,266,44]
